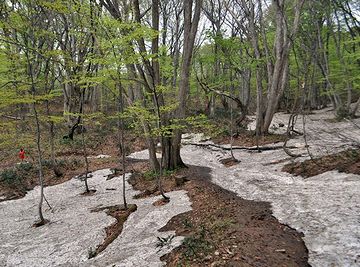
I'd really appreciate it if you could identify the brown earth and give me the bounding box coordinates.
[0,134,147,201]
[282,149,360,178]
[129,165,309,267]
[89,204,137,258]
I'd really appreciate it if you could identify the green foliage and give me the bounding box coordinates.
[0,168,20,185]
[0,162,33,185]
[143,168,176,181]
[182,218,193,229]
[210,218,235,232]
[182,225,211,259]
[335,106,352,120]
[15,162,33,172]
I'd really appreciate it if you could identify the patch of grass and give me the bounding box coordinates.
[182,218,193,229]
[182,225,211,259]
[210,218,235,232]
[143,168,176,181]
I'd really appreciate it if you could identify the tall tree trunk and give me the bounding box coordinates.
[262,0,305,133]
[168,0,202,170]
[117,83,127,209]
[80,89,90,193]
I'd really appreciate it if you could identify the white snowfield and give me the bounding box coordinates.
[0,169,191,267]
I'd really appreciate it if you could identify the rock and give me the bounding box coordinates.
[214,251,220,256]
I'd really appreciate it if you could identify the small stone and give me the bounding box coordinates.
[226,248,233,255]
[214,251,220,256]
[204,255,212,261]
[275,249,286,253]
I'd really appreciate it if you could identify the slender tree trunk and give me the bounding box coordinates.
[117,84,127,209]
[80,89,90,193]
[33,102,46,224]
[45,100,60,177]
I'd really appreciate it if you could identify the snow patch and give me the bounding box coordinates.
[87,154,111,159]
[0,169,191,267]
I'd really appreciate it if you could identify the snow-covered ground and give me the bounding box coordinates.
[0,169,191,267]
[182,108,360,267]
[132,108,360,266]
[1,108,360,267]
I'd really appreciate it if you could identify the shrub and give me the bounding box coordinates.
[1,168,20,185]
[41,159,53,168]
[15,162,33,172]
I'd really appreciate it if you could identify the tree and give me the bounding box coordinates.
[0,0,59,225]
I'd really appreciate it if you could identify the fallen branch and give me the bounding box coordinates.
[1,115,24,120]
[188,142,297,151]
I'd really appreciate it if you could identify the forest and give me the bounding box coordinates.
[0,0,359,266]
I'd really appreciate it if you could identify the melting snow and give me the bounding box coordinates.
[0,169,191,267]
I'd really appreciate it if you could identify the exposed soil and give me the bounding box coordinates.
[282,149,360,178]
[129,165,309,266]
[153,198,170,206]
[80,189,97,196]
[0,158,116,201]
[0,135,146,201]
[213,131,286,147]
[128,168,178,199]
[90,204,137,258]
[219,157,241,167]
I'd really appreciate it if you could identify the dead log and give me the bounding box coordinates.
[188,143,297,151]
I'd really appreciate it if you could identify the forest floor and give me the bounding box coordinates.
[0,107,359,266]
[0,133,147,201]
[0,135,310,267]
[282,148,360,177]
[129,165,309,266]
